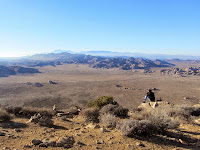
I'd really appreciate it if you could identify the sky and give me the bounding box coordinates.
[0,0,200,57]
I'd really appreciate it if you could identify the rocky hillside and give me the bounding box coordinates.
[160,67,200,76]
[0,65,40,77]
[1,98,200,150]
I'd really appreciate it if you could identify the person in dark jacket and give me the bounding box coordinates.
[143,89,155,103]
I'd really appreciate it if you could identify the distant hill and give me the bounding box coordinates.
[0,65,40,77]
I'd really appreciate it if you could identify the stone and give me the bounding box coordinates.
[39,143,48,147]
[23,145,32,148]
[31,139,42,145]
[77,141,86,147]
[42,138,56,147]
[7,134,14,138]
[56,136,75,148]
[14,128,22,132]
[0,131,6,136]
[2,147,10,150]
[136,142,145,147]
[101,127,110,133]
[194,118,200,125]
[94,125,100,129]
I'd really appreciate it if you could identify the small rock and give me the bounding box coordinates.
[96,140,104,144]
[23,145,32,148]
[2,147,10,150]
[94,125,100,129]
[77,141,86,147]
[42,138,56,147]
[96,147,101,149]
[108,137,114,140]
[14,128,22,132]
[7,134,14,138]
[0,131,6,136]
[184,97,190,100]
[32,139,42,145]
[75,127,81,130]
[81,130,86,133]
[136,142,145,147]
[101,127,110,133]
[39,143,48,147]
[56,136,75,148]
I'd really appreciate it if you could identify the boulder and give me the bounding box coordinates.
[32,139,42,145]
[56,136,75,148]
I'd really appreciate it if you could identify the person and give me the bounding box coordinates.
[143,89,155,103]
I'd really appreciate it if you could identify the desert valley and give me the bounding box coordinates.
[0,52,200,150]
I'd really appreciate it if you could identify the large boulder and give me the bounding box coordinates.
[138,101,170,111]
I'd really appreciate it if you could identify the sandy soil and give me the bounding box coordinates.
[0,115,200,150]
[0,64,200,110]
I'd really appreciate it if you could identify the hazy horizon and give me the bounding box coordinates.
[0,0,200,57]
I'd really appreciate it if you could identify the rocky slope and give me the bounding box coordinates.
[160,67,200,76]
[0,65,40,77]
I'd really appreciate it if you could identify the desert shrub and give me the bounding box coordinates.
[5,107,53,118]
[100,113,118,129]
[191,107,200,116]
[81,108,100,123]
[100,104,128,118]
[86,96,118,109]
[67,106,81,115]
[0,108,11,122]
[117,119,156,137]
[5,107,22,115]
[141,108,180,132]
[166,105,198,121]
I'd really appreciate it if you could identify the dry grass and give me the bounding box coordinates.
[80,108,100,123]
[100,113,118,129]
[5,106,53,118]
[100,104,128,118]
[117,119,156,137]
[0,108,11,122]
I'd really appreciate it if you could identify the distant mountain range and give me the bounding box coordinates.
[49,50,200,60]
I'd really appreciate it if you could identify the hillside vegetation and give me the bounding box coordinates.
[0,96,200,149]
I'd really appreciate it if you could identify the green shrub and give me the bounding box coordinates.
[86,96,118,109]
[81,108,100,123]
[0,108,11,122]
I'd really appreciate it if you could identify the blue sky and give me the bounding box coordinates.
[0,0,200,57]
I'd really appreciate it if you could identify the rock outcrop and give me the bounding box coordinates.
[160,67,200,76]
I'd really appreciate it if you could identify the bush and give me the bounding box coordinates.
[166,105,198,121]
[117,119,156,137]
[100,113,118,129]
[81,108,100,123]
[141,107,180,132]
[100,104,128,118]
[86,96,118,109]
[0,108,11,122]
[5,107,53,118]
